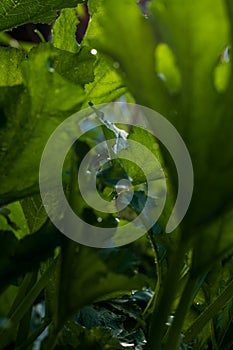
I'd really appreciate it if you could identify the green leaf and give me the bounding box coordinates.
[0,201,30,239]
[154,43,182,94]
[0,285,18,318]
[84,58,127,105]
[149,0,233,228]
[45,320,125,350]
[0,44,85,205]
[52,7,79,53]
[86,0,170,114]
[21,44,85,113]
[0,0,85,32]
[20,195,47,234]
[192,206,233,275]
[86,0,233,250]
[0,47,25,86]
[120,127,163,186]
[0,221,63,292]
[53,46,96,86]
[213,58,231,93]
[54,242,150,330]
[76,305,125,336]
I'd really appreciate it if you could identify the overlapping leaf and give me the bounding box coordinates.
[86,0,233,246]
[46,241,150,331]
[0,43,95,205]
[0,0,84,31]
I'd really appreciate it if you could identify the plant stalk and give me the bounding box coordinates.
[145,240,187,350]
[163,275,198,350]
[184,277,233,344]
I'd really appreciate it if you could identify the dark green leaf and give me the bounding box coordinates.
[55,241,150,329]
[0,44,85,205]
[0,0,85,31]
[45,320,125,350]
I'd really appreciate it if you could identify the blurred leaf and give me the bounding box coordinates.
[87,0,233,234]
[155,43,182,94]
[214,59,231,92]
[149,0,233,230]
[0,0,85,31]
[87,0,170,114]
[0,285,18,317]
[192,205,233,275]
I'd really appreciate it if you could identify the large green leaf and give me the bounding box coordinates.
[53,241,150,330]
[149,0,233,228]
[86,0,170,115]
[86,0,233,232]
[0,0,84,31]
[0,44,87,205]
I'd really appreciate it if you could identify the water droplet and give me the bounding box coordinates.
[120,342,135,348]
[0,317,11,329]
[223,46,230,62]
[91,48,98,55]
[48,67,54,73]
[97,217,103,223]
[46,59,54,73]
[115,179,132,194]
[113,61,120,69]
[157,73,166,81]
[64,170,72,176]
[165,315,174,326]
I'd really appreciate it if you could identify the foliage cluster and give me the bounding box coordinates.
[0,0,233,349]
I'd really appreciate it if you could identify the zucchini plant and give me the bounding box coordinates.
[0,0,233,349]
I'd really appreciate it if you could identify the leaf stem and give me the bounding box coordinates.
[145,240,187,350]
[163,275,198,350]
[15,318,51,350]
[0,260,56,350]
[184,277,233,344]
